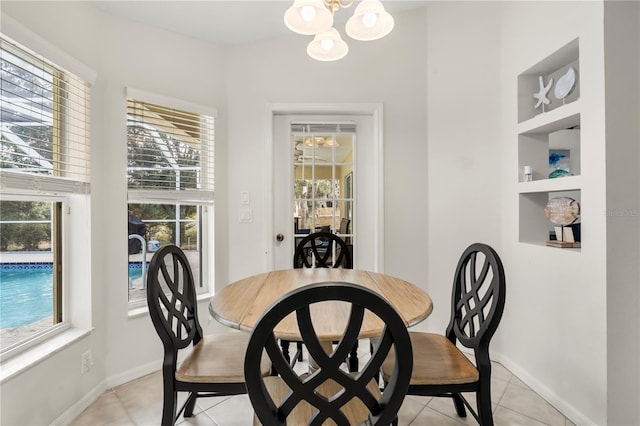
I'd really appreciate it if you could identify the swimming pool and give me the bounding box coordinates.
[128,263,144,281]
[0,264,53,329]
[0,263,146,328]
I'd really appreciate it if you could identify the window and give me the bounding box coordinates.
[0,34,91,358]
[126,92,214,306]
[292,123,355,249]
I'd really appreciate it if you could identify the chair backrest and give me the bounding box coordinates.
[339,218,350,234]
[338,218,352,245]
[147,245,203,362]
[293,231,353,269]
[446,243,506,354]
[244,282,413,426]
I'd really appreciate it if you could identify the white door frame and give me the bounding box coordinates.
[265,103,385,272]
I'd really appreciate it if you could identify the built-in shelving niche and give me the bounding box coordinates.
[518,38,580,123]
[517,38,582,250]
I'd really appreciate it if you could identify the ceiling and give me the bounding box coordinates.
[91,0,428,46]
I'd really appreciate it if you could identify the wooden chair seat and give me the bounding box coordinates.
[381,332,479,385]
[177,333,271,383]
[254,376,381,426]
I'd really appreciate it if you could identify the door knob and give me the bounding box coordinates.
[276,233,284,242]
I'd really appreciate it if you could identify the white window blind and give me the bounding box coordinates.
[127,98,214,203]
[0,34,91,192]
[290,122,356,134]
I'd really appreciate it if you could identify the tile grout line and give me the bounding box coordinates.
[112,388,142,426]
[497,405,556,426]
[493,373,513,412]
[402,397,429,426]
[432,404,476,425]
[496,376,565,426]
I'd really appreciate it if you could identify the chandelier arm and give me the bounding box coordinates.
[324,0,355,14]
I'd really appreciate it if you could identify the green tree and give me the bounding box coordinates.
[127,128,200,190]
[0,201,51,251]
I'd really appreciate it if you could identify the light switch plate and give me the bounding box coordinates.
[239,208,252,223]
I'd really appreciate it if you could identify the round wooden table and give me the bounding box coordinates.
[209,268,432,342]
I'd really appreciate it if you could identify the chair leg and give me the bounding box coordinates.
[476,383,494,426]
[280,340,291,363]
[452,393,467,418]
[297,342,304,362]
[348,342,359,372]
[161,375,178,426]
[184,392,198,418]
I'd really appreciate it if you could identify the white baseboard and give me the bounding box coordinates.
[105,360,160,389]
[50,349,598,426]
[50,379,108,426]
[50,361,160,425]
[492,351,596,426]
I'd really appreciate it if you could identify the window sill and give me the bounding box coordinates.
[0,327,92,384]
[127,304,150,320]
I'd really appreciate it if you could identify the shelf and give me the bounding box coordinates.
[517,99,581,134]
[518,127,580,182]
[518,175,581,193]
[518,38,580,123]
[518,240,582,251]
[519,189,581,251]
[517,38,582,250]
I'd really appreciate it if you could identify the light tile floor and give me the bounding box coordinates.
[71,347,576,426]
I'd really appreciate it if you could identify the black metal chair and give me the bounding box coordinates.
[244,282,413,426]
[381,243,506,426]
[293,231,353,269]
[284,232,359,372]
[146,245,270,426]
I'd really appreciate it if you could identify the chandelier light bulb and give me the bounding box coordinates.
[321,39,334,51]
[307,27,349,61]
[300,5,316,21]
[284,0,333,35]
[324,136,339,147]
[345,0,394,41]
[304,136,326,146]
[362,12,377,28]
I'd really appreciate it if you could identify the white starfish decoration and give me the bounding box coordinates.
[533,76,553,109]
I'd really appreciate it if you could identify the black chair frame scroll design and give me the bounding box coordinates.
[147,245,253,426]
[293,231,353,269]
[244,282,413,426]
[382,242,506,426]
[286,232,358,372]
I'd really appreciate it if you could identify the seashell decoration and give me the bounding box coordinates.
[554,67,576,100]
[545,196,580,225]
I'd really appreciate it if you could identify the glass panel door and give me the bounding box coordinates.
[292,123,354,255]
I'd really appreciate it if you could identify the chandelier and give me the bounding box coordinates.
[284,0,394,61]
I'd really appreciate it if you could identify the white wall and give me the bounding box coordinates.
[224,9,433,292]
[498,2,608,424]
[424,1,503,333]
[95,6,230,386]
[0,2,230,424]
[604,2,640,425]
